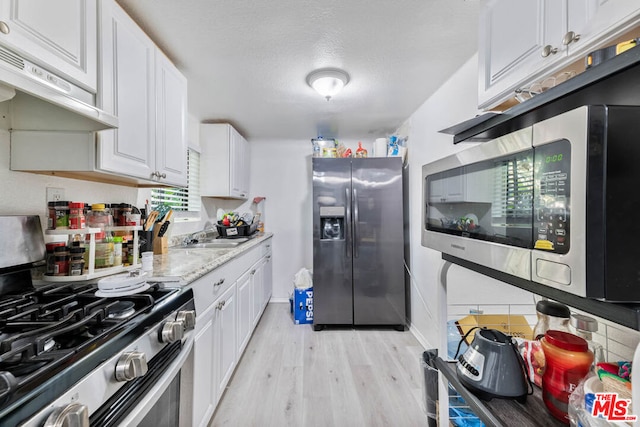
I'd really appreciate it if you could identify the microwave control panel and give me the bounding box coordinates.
[533,139,571,254]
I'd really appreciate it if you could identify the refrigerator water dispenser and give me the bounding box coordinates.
[320,206,345,240]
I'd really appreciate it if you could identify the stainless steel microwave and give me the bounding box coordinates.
[422,105,640,302]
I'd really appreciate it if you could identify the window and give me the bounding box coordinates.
[151,149,201,212]
[491,154,533,226]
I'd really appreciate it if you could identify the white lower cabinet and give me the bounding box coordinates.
[237,270,253,355]
[191,237,273,427]
[192,304,216,427]
[215,284,237,401]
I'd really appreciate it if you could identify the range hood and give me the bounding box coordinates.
[0,45,117,131]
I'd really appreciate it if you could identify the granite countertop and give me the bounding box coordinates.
[148,232,273,285]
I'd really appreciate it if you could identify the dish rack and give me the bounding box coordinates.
[43,226,141,282]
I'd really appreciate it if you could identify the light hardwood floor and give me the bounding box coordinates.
[210,303,428,427]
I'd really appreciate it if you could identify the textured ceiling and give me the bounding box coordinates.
[116,0,480,140]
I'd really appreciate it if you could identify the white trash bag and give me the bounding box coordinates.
[293,268,313,289]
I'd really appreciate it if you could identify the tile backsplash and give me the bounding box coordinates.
[448,300,640,363]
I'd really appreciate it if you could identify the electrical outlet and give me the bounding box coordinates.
[46,187,65,202]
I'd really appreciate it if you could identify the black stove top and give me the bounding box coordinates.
[0,281,189,422]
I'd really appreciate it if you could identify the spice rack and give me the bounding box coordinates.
[43,226,142,282]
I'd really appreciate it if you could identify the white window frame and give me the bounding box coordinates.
[150,148,201,221]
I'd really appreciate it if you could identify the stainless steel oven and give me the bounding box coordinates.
[21,293,195,427]
[0,215,196,427]
[422,105,640,301]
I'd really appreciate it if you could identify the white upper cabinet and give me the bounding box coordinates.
[200,123,250,199]
[479,0,640,109]
[478,0,565,109]
[97,0,186,187]
[0,0,97,92]
[155,50,187,187]
[97,0,155,182]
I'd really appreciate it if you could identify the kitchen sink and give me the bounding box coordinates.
[178,237,249,249]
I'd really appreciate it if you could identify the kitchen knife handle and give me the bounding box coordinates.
[345,187,351,259]
[353,188,359,258]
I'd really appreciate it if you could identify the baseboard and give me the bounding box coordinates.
[269,297,289,303]
[409,323,432,351]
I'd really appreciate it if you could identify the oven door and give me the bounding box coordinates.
[90,334,194,427]
[422,126,534,280]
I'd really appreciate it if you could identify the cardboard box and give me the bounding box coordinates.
[293,287,313,324]
[455,314,533,344]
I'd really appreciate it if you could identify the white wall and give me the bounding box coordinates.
[404,54,534,349]
[245,138,375,301]
[0,129,139,231]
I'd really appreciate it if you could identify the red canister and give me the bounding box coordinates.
[540,330,594,424]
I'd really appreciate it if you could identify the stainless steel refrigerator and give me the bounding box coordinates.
[312,157,406,331]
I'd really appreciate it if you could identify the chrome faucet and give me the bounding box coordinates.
[182,221,216,246]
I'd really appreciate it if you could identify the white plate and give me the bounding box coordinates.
[98,271,148,291]
[95,282,150,298]
[464,213,479,225]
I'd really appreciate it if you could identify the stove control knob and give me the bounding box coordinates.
[159,320,184,343]
[44,402,89,427]
[115,351,148,382]
[176,310,196,331]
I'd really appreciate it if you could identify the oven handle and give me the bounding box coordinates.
[114,333,194,427]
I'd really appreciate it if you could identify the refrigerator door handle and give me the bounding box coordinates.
[353,188,359,258]
[345,187,351,258]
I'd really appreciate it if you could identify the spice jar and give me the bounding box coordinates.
[47,201,69,229]
[113,236,123,266]
[69,247,85,276]
[45,242,66,275]
[533,300,571,340]
[541,330,594,423]
[53,245,70,276]
[68,202,86,230]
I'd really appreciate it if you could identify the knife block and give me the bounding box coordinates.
[152,226,168,255]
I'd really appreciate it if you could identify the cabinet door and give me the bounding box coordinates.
[251,260,265,326]
[229,127,243,197]
[215,284,237,403]
[478,0,565,109]
[97,0,155,180]
[236,270,253,355]
[155,50,187,187]
[0,0,97,91]
[428,170,465,203]
[240,135,250,196]
[262,252,272,308]
[192,305,215,427]
[566,0,640,57]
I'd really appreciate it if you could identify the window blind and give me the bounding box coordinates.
[491,158,533,225]
[150,149,201,212]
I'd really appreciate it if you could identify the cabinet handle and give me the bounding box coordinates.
[0,21,9,35]
[562,31,581,46]
[214,278,225,287]
[216,300,226,310]
[266,255,271,260]
[250,269,256,275]
[161,173,167,179]
[541,45,558,57]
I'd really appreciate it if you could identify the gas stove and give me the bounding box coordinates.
[0,216,196,427]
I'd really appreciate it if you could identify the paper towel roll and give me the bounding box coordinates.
[374,138,387,157]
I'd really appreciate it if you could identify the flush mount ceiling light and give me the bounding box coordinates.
[306,68,350,101]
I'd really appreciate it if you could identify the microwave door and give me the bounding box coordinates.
[422,126,534,280]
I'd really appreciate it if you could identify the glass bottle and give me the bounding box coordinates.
[570,313,605,366]
[533,300,571,340]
